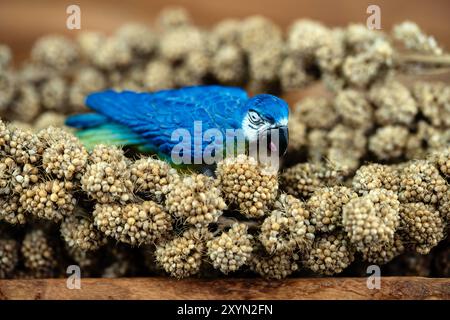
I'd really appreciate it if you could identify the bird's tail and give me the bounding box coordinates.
[65,113,147,151]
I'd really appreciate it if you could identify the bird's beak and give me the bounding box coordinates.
[274,125,289,156]
[259,125,289,157]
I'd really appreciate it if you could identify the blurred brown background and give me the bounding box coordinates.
[0,0,449,64]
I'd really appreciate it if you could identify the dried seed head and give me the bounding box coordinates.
[281,162,344,199]
[0,44,12,71]
[20,180,76,222]
[369,81,418,126]
[369,125,409,160]
[40,76,67,111]
[1,122,41,165]
[81,145,134,204]
[287,19,331,60]
[69,67,107,111]
[60,214,107,251]
[248,45,282,83]
[77,31,106,61]
[0,71,15,111]
[342,39,392,88]
[0,195,27,225]
[398,160,448,204]
[38,127,88,180]
[413,82,450,128]
[155,228,210,279]
[0,156,38,195]
[334,89,373,129]
[115,23,156,56]
[327,125,367,170]
[405,121,446,160]
[157,6,192,30]
[260,194,315,254]
[211,45,245,85]
[439,195,450,222]
[360,234,405,264]
[0,239,18,278]
[342,189,400,250]
[307,186,358,232]
[21,229,57,274]
[93,200,172,246]
[399,202,445,254]
[315,29,346,73]
[287,118,307,153]
[344,24,383,53]
[240,16,282,52]
[130,157,178,200]
[216,155,278,218]
[307,129,329,163]
[93,37,133,70]
[428,147,450,177]
[33,112,66,131]
[10,84,41,123]
[211,19,241,46]
[305,231,354,275]
[166,173,226,226]
[31,35,79,71]
[352,163,400,195]
[279,57,311,91]
[160,27,205,62]
[207,223,253,274]
[144,60,174,91]
[250,248,299,279]
[393,21,443,55]
[342,53,380,88]
[294,97,336,130]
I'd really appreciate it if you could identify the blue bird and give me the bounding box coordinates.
[65,85,289,168]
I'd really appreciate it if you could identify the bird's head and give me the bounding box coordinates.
[241,94,289,157]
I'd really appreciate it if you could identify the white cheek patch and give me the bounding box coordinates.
[279,117,288,126]
[242,117,258,141]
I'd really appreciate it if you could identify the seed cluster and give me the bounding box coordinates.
[130,157,178,200]
[21,229,57,276]
[216,155,278,218]
[307,186,358,232]
[93,201,172,246]
[250,249,299,280]
[60,214,107,251]
[399,202,445,254]
[155,228,210,279]
[38,127,88,180]
[342,189,400,250]
[0,239,18,278]
[165,173,226,226]
[260,194,315,254]
[206,223,253,274]
[281,162,345,199]
[19,180,76,221]
[398,160,448,204]
[81,145,134,204]
[304,231,355,275]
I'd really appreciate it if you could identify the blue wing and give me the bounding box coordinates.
[70,85,248,160]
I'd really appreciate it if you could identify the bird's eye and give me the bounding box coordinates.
[249,110,263,125]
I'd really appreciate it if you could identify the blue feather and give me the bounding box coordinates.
[65,113,109,129]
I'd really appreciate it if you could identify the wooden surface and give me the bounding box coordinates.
[0,277,449,300]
